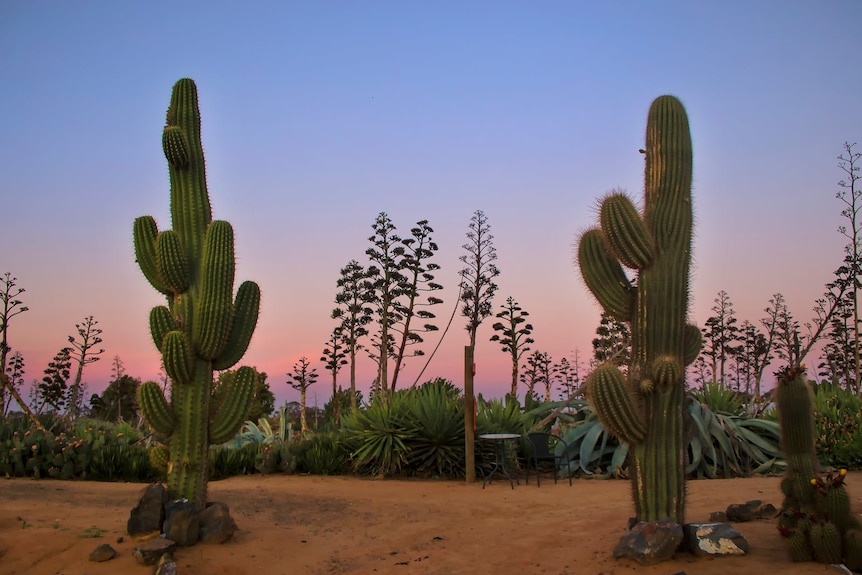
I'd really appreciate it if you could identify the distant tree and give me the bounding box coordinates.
[389,220,443,390]
[65,315,105,420]
[591,312,630,367]
[2,351,24,418]
[460,210,500,351]
[36,347,73,414]
[490,297,535,399]
[364,213,442,395]
[287,357,318,433]
[732,320,771,397]
[332,260,374,409]
[0,273,43,430]
[364,213,406,397]
[699,290,741,387]
[89,374,141,422]
[534,351,554,401]
[323,388,363,428]
[818,289,856,388]
[321,323,348,425]
[214,367,274,423]
[553,353,584,400]
[835,142,862,394]
[519,350,542,401]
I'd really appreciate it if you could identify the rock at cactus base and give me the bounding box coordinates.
[613,519,684,565]
[127,483,168,535]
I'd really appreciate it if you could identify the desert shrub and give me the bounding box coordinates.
[209,443,259,479]
[87,443,154,481]
[690,382,746,416]
[294,432,348,475]
[812,383,862,469]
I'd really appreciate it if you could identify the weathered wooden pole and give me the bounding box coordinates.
[464,345,476,482]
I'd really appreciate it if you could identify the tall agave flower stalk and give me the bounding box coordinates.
[133,78,261,511]
[578,95,702,524]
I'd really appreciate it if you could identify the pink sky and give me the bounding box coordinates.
[3,3,861,409]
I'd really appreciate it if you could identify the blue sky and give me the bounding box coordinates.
[2,2,861,406]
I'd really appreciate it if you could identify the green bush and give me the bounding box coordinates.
[209,443,259,479]
[812,383,862,469]
[294,432,348,475]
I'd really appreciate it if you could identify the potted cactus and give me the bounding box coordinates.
[577,95,702,554]
[133,78,261,512]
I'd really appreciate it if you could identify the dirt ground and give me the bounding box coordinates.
[1,472,860,575]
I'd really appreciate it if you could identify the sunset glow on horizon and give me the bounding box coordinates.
[2,2,861,409]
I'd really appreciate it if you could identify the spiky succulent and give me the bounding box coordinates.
[775,365,862,569]
[579,95,702,525]
[133,78,260,511]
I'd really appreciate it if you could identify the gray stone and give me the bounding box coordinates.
[613,519,683,565]
[198,501,238,544]
[725,499,762,522]
[754,502,777,519]
[88,543,117,562]
[127,483,168,535]
[154,552,178,575]
[684,522,750,557]
[133,537,177,566]
[164,499,200,546]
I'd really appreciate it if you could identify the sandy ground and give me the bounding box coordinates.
[1,472,861,575]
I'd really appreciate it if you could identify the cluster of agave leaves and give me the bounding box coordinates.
[218,379,787,481]
[552,392,784,480]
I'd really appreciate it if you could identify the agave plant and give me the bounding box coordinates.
[690,382,746,416]
[342,392,410,476]
[226,406,292,448]
[685,395,783,478]
[406,381,465,478]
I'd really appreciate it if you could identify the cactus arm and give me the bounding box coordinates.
[133,216,170,295]
[683,324,702,366]
[209,366,256,444]
[163,331,196,385]
[194,221,236,359]
[156,230,191,294]
[586,364,646,444]
[137,382,176,436]
[212,281,261,371]
[578,229,634,321]
[600,192,656,270]
[149,306,176,352]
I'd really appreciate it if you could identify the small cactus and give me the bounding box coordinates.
[133,79,261,511]
[776,365,861,569]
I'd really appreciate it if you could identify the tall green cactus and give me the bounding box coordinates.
[578,95,702,525]
[133,78,260,511]
[776,365,862,569]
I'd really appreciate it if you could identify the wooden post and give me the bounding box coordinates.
[464,345,475,482]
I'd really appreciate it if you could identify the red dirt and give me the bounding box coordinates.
[1,473,860,574]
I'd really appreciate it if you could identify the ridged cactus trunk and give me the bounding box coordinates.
[133,78,260,511]
[578,95,702,525]
[776,365,862,569]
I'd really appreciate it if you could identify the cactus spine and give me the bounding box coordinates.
[133,78,260,511]
[578,95,701,524]
[776,365,862,570]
